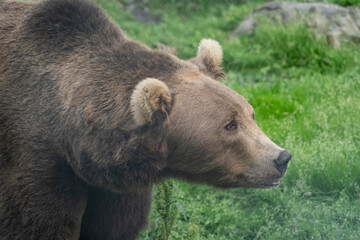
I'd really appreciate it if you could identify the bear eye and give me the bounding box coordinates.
[225,120,237,131]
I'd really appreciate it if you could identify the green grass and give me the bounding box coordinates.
[94,0,360,239]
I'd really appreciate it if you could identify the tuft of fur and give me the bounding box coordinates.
[189,39,226,79]
[197,39,223,67]
[156,43,177,55]
[130,78,171,126]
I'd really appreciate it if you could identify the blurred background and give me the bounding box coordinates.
[94,0,360,239]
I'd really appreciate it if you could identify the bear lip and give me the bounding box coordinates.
[261,180,280,188]
[236,174,281,188]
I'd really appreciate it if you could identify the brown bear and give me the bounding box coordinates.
[0,0,292,239]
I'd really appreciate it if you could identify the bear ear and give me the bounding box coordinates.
[130,78,172,126]
[190,39,226,80]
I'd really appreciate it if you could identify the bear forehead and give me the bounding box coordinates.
[178,70,253,113]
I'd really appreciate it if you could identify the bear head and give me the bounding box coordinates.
[130,39,291,188]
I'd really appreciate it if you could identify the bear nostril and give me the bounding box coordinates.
[274,150,292,173]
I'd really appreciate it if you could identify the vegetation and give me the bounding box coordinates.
[146,181,199,240]
[95,0,360,239]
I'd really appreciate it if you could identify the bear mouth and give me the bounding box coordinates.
[236,173,281,188]
[260,179,280,188]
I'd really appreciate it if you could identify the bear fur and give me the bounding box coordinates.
[0,0,290,239]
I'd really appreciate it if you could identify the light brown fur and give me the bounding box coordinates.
[130,78,171,125]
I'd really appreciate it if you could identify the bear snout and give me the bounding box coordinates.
[273,150,292,174]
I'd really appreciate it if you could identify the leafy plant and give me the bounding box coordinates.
[154,180,179,240]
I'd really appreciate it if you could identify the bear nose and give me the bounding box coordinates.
[274,150,292,174]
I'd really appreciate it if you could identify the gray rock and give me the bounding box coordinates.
[230,17,257,37]
[126,0,161,24]
[327,30,342,48]
[231,2,360,47]
[253,2,348,21]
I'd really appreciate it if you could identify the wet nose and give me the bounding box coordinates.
[274,150,292,173]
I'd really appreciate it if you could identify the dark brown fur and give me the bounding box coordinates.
[0,0,185,239]
[0,0,290,239]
